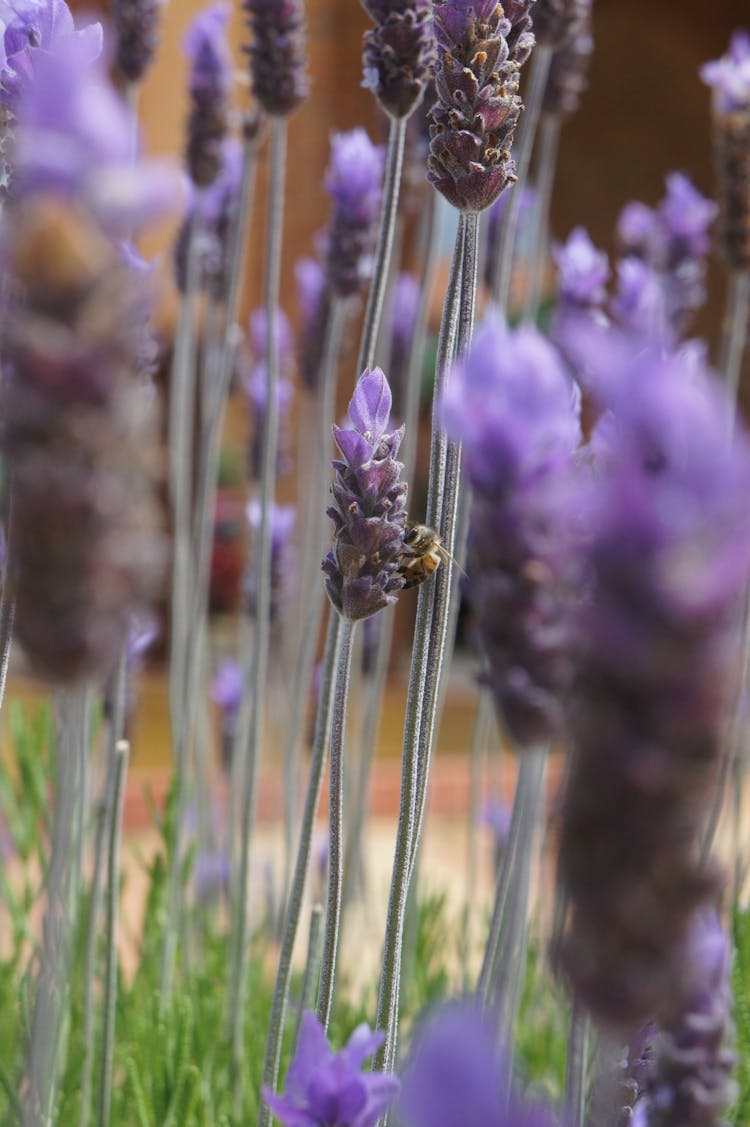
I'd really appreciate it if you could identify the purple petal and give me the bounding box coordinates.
[348,368,392,441]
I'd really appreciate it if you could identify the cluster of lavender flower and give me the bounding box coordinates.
[1,0,750,1125]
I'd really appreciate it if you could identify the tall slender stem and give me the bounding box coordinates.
[722,270,750,428]
[492,45,553,312]
[406,213,479,884]
[316,616,355,1032]
[343,196,440,910]
[96,740,129,1127]
[295,903,325,1038]
[259,613,341,1127]
[79,655,127,1127]
[26,687,88,1127]
[280,298,346,911]
[460,689,493,985]
[522,113,561,322]
[564,999,590,1127]
[374,211,476,1078]
[477,747,547,1005]
[230,116,288,1109]
[357,117,407,374]
[490,748,547,1059]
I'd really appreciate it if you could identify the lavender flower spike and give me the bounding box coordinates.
[557,333,750,1027]
[110,0,160,86]
[323,368,408,622]
[362,0,436,120]
[325,128,385,299]
[262,1010,399,1127]
[442,314,582,747]
[427,0,526,213]
[633,911,737,1127]
[701,31,750,270]
[184,3,232,188]
[244,0,307,118]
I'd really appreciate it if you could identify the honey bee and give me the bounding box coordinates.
[397,521,457,589]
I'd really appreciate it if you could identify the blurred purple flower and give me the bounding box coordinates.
[614,174,716,335]
[399,1003,559,1127]
[110,0,160,85]
[184,2,232,187]
[633,911,737,1127]
[245,500,296,622]
[610,257,668,339]
[427,0,526,212]
[532,0,590,51]
[11,48,178,233]
[243,356,294,479]
[211,658,243,714]
[701,31,750,270]
[324,128,384,299]
[250,305,294,367]
[362,0,436,119]
[296,255,331,393]
[700,29,750,114]
[386,271,420,416]
[262,1010,399,1127]
[553,226,609,313]
[0,0,102,110]
[194,848,230,902]
[244,0,307,118]
[174,137,243,295]
[322,368,408,622]
[557,333,750,1026]
[541,0,593,119]
[443,314,582,748]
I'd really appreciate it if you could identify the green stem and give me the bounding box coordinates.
[492,45,553,311]
[295,904,325,1040]
[258,613,341,1127]
[564,998,590,1127]
[26,687,88,1127]
[280,298,347,914]
[96,740,129,1127]
[79,655,126,1127]
[230,116,288,1113]
[357,117,407,374]
[374,211,474,1078]
[522,113,561,322]
[316,616,356,1032]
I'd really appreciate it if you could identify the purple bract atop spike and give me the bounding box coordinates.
[322,368,408,622]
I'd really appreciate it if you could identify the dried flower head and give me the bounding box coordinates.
[323,368,408,622]
[244,0,307,118]
[362,0,436,120]
[1,199,165,681]
[701,31,750,270]
[110,0,160,85]
[557,329,750,1027]
[262,1010,399,1127]
[184,3,232,187]
[443,314,582,748]
[427,0,528,213]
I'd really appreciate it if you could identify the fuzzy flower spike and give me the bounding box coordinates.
[428,0,528,213]
[557,331,750,1027]
[442,313,582,747]
[362,0,436,120]
[323,368,408,622]
[244,0,307,118]
[262,1010,399,1127]
[701,30,750,270]
[184,3,232,188]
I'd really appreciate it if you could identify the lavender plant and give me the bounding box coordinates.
[557,330,750,1028]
